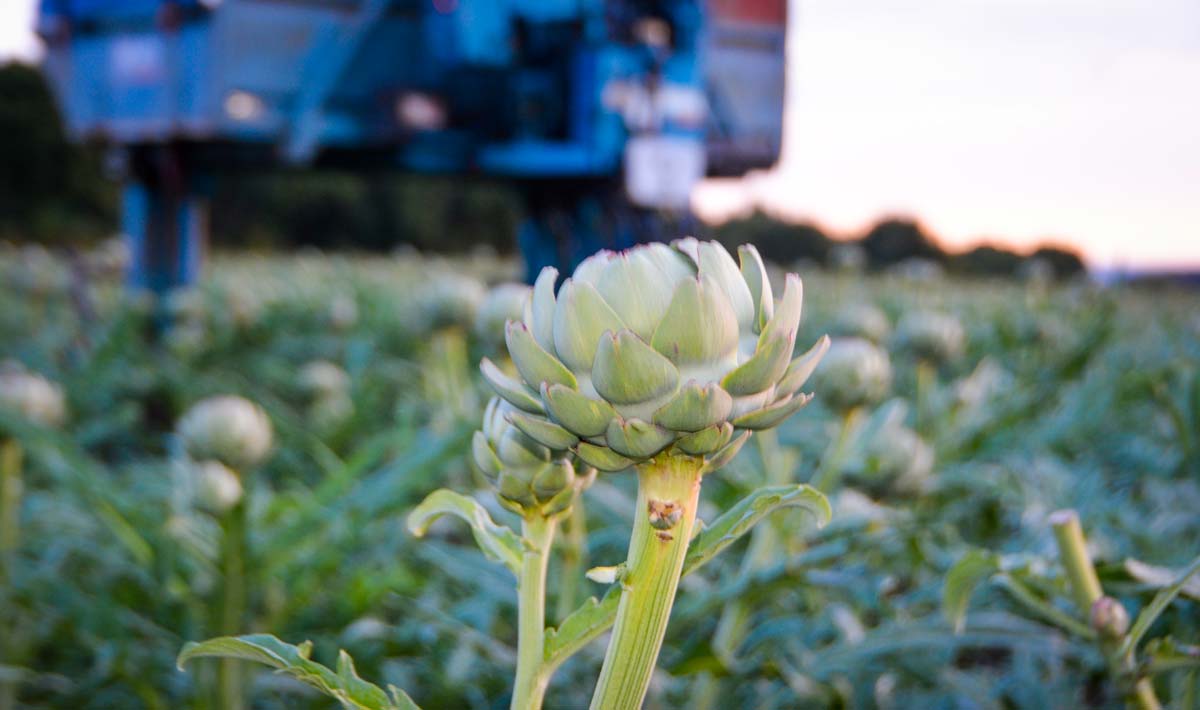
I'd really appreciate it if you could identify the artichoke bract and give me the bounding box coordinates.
[473,397,594,517]
[479,239,828,473]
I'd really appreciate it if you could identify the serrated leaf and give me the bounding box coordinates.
[682,484,831,576]
[406,489,526,576]
[543,587,622,671]
[177,635,411,710]
[1124,558,1200,601]
[943,549,1001,633]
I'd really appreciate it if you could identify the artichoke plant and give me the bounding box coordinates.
[476,238,828,709]
[480,238,828,475]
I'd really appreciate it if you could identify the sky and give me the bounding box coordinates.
[2,0,1198,269]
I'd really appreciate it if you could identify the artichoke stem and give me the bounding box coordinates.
[556,500,588,623]
[513,515,556,710]
[590,457,703,710]
[216,499,248,710]
[1,437,22,710]
[814,407,864,493]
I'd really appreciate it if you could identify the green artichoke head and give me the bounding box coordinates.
[479,239,829,474]
[472,397,594,517]
[894,311,965,363]
[178,395,274,470]
[815,337,892,412]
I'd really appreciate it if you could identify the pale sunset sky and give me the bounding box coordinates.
[2,0,1198,269]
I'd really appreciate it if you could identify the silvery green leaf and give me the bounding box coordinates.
[406,489,526,576]
[1119,553,1200,658]
[683,484,831,575]
[943,549,1001,633]
[177,635,412,710]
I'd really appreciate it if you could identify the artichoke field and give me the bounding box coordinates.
[0,242,1197,710]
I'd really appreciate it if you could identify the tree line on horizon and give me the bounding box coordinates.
[1,61,1083,278]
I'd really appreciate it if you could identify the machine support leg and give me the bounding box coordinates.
[122,150,208,294]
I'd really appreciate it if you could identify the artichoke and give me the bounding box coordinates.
[472,397,594,517]
[474,283,532,349]
[894,311,965,363]
[817,337,892,412]
[478,239,828,474]
[192,460,244,515]
[178,395,274,470]
[832,303,891,344]
[0,365,66,429]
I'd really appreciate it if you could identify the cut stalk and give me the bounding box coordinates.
[590,457,703,710]
[1049,510,1102,613]
[512,515,556,710]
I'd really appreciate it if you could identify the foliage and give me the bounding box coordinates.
[0,247,1196,708]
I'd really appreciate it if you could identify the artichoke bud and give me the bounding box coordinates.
[817,338,893,412]
[1089,596,1130,639]
[0,364,66,429]
[894,311,965,363]
[177,395,274,470]
[193,460,243,515]
[476,397,589,517]
[478,240,827,476]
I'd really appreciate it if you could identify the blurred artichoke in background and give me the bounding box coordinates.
[417,272,486,331]
[178,395,273,470]
[474,282,532,349]
[299,360,350,400]
[832,303,891,344]
[818,338,892,412]
[0,363,66,428]
[192,460,244,515]
[846,400,933,495]
[472,397,594,517]
[480,239,828,473]
[894,311,965,363]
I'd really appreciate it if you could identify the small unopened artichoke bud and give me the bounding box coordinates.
[178,395,273,470]
[818,338,892,412]
[833,303,891,344]
[473,397,588,517]
[193,460,243,515]
[894,311,965,363]
[299,360,350,399]
[0,365,66,428]
[473,283,531,349]
[1090,596,1129,639]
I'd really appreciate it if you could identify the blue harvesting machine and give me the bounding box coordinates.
[37,0,787,290]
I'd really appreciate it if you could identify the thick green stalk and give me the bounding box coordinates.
[513,515,556,710]
[216,500,247,710]
[1049,510,1102,613]
[0,437,22,710]
[590,457,703,710]
[1050,510,1161,710]
[556,499,588,623]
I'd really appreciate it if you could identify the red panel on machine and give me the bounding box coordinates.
[707,0,786,26]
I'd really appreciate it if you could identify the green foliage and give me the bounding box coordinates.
[177,635,419,710]
[406,489,527,576]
